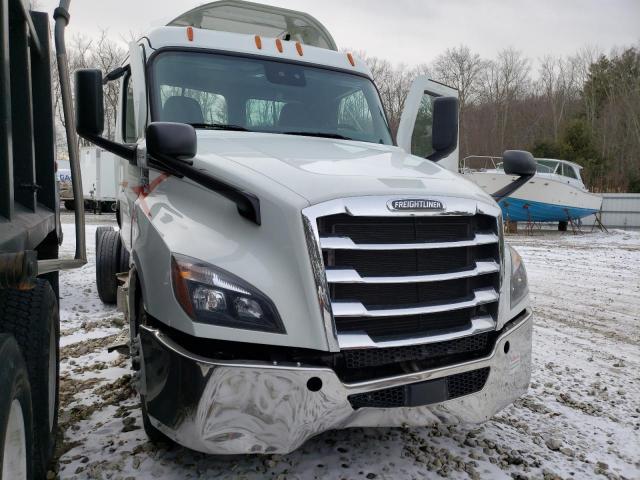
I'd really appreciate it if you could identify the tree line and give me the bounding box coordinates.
[360,45,640,192]
[54,35,639,192]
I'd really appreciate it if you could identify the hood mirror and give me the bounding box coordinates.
[491,150,537,201]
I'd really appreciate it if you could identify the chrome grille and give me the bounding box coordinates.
[304,197,502,350]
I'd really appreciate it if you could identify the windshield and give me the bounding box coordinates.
[150,51,393,145]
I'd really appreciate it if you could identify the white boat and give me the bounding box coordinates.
[461,156,602,222]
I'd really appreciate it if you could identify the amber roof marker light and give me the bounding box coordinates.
[187,26,194,42]
[295,41,304,56]
[347,52,355,66]
[254,35,262,49]
[275,38,284,53]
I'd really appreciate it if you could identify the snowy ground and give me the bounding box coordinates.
[53,212,640,480]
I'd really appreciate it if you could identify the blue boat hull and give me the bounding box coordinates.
[499,198,599,222]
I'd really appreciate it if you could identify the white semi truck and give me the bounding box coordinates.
[77,0,535,455]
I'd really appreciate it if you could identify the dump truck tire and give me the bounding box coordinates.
[96,228,121,304]
[63,200,75,211]
[0,335,34,480]
[0,281,59,480]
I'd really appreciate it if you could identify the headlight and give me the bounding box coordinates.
[171,254,285,334]
[509,246,528,308]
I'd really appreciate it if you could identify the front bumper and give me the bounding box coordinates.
[139,310,532,455]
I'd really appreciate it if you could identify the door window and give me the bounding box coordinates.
[410,92,436,158]
[123,76,137,143]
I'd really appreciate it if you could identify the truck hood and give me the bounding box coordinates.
[193,131,493,205]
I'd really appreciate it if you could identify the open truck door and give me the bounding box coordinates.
[397,77,460,172]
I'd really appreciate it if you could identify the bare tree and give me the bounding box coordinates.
[430,45,485,154]
[356,53,415,136]
[431,45,484,109]
[90,31,127,140]
[52,31,126,159]
[478,48,531,152]
[537,55,580,141]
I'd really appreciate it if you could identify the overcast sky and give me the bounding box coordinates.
[38,0,639,66]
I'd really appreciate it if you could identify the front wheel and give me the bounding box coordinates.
[0,334,34,480]
[96,228,121,304]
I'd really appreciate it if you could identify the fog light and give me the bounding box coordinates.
[193,286,227,313]
[234,297,264,319]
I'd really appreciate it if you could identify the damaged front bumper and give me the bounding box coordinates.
[138,310,533,455]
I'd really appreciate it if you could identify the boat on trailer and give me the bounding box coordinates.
[462,156,603,223]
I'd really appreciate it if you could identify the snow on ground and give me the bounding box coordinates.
[53,212,640,480]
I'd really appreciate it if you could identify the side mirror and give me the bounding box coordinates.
[75,69,104,136]
[146,122,197,163]
[428,96,459,162]
[491,150,537,201]
[502,150,537,176]
[75,69,137,162]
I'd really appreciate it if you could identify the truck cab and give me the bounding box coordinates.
[77,0,533,455]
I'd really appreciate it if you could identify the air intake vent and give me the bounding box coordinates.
[348,367,491,409]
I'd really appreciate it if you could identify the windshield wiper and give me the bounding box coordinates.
[280,131,353,141]
[190,123,251,132]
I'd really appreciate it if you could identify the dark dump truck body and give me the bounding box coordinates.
[1,1,69,478]
[1,0,60,291]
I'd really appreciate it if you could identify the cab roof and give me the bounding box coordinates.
[144,26,371,79]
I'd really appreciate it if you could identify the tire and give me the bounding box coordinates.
[0,335,35,480]
[96,228,121,304]
[63,200,74,211]
[119,244,131,274]
[0,281,59,480]
[558,221,568,232]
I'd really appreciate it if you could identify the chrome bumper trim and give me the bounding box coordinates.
[337,315,495,350]
[332,287,499,317]
[139,309,532,455]
[320,232,499,251]
[326,261,500,284]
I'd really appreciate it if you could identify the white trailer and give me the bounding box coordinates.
[79,146,118,212]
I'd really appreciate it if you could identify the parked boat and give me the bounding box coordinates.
[462,156,603,222]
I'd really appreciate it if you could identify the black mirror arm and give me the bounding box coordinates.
[148,153,261,226]
[427,145,456,163]
[491,174,534,202]
[103,65,130,85]
[77,130,137,163]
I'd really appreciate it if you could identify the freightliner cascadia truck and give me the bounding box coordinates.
[76,0,534,455]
